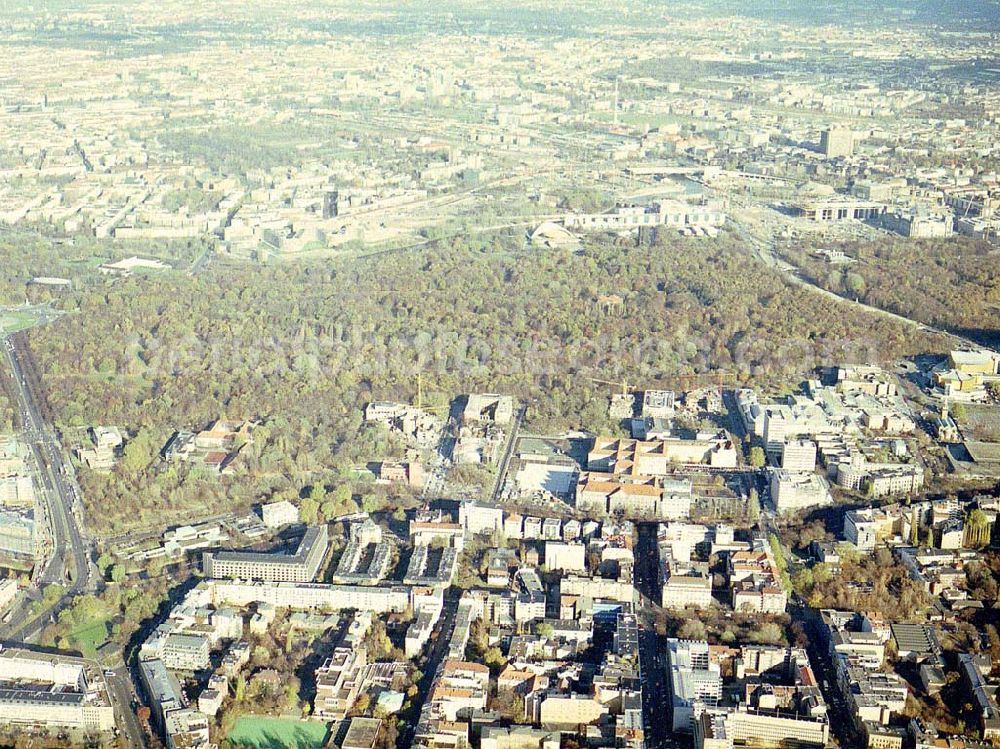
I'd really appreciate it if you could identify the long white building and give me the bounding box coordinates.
[210,580,411,613]
[0,647,115,732]
[564,200,726,231]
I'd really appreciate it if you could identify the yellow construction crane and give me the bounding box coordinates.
[590,377,635,397]
[666,372,738,391]
[590,373,737,399]
[414,373,450,412]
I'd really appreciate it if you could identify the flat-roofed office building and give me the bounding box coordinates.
[203,525,328,582]
[0,647,115,732]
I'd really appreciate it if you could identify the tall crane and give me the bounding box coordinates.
[664,372,738,391]
[590,372,738,400]
[590,377,636,397]
[414,373,450,412]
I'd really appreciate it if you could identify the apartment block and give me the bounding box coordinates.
[662,573,713,610]
[203,525,328,582]
[161,633,211,671]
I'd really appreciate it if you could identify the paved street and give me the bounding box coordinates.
[107,663,148,749]
[793,605,860,748]
[0,333,146,746]
[399,587,462,749]
[634,523,676,749]
[188,245,214,274]
[0,333,94,639]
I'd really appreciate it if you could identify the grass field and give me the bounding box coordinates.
[226,717,329,749]
[67,618,110,658]
[0,311,37,335]
[67,255,110,267]
[591,110,689,129]
[0,558,32,573]
[960,404,1000,442]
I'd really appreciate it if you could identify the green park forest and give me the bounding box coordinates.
[9,230,947,533]
[782,235,1000,345]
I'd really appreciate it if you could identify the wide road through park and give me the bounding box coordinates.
[0,333,93,641]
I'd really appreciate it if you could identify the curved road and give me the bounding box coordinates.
[732,220,989,351]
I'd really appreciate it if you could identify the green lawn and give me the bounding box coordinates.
[0,311,37,335]
[0,558,33,573]
[226,717,330,749]
[67,255,110,269]
[591,110,688,129]
[67,618,110,658]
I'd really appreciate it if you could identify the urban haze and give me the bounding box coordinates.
[0,2,999,749]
